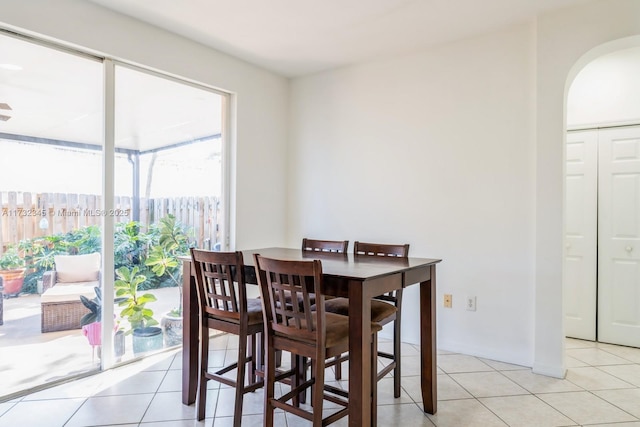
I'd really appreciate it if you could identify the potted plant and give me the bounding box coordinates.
[80,286,128,358]
[114,266,162,355]
[145,215,192,347]
[0,246,26,297]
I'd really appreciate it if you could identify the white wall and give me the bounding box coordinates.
[290,0,640,372]
[567,46,640,127]
[289,24,537,366]
[0,0,290,250]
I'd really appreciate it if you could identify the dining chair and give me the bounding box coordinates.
[301,238,349,253]
[254,254,381,427]
[190,249,264,425]
[323,241,410,398]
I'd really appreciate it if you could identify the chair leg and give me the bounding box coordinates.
[312,355,324,426]
[196,328,210,421]
[264,344,276,427]
[393,317,402,398]
[233,332,248,427]
[249,333,257,384]
[334,354,342,380]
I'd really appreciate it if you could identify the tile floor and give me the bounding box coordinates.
[1,336,640,426]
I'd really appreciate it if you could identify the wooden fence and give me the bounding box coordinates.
[0,191,221,254]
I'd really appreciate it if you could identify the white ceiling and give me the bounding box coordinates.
[88,0,590,77]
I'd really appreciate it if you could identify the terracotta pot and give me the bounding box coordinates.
[0,268,25,296]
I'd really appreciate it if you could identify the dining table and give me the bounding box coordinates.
[180,247,442,426]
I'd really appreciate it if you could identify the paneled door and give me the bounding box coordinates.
[598,127,640,347]
[564,130,598,341]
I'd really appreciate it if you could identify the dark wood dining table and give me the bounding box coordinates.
[180,247,441,426]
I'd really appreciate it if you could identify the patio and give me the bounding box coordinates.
[0,286,180,399]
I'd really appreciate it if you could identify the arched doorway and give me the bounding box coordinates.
[563,40,640,348]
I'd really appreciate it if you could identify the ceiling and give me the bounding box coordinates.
[0,32,222,151]
[88,0,591,77]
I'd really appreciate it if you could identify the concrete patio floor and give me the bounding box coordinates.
[0,287,180,400]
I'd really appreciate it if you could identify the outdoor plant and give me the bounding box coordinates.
[0,246,25,270]
[114,266,158,333]
[145,214,193,315]
[79,286,127,326]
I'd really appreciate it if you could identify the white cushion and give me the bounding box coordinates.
[40,281,99,303]
[54,253,100,283]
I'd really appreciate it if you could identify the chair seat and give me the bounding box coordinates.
[208,298,264,326]
[322,297,397,323]
[278,312,382,348]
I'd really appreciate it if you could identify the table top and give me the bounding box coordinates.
[197,247,441,281]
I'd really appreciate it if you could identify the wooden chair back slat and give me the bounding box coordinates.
[354,241,409,258]
[255,254,324,345]
[191,248,247,322]
[302,238,348,253]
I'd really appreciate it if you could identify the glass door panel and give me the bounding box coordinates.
[0,32,103,397]
[112,64,225,362]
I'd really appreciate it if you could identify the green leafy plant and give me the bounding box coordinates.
[79,286,127,326]
[114,266,158,333]
[0,246,25,270]
[145,215,192,315]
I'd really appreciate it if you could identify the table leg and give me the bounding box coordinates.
[420,265,437,414]
[348,280,372,427]
[182,261,199,405]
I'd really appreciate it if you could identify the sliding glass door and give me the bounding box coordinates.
[110,63,226,364]
[0,32,104,396]
[0,31,228,397]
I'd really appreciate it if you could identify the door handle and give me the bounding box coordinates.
[626,246,633,252]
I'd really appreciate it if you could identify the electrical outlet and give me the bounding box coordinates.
[444,294,452,308]
[466,296,476,311]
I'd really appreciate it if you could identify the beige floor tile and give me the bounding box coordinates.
[586,423,640,427]
[598,364,640,387]
[426,398,508,426]
[376,402,437,426]
[593,388,640,418]
[401,374,472,402]
[65,393,155,426]
[502,370,583,393]
[0,398,85,427]
[479,395,576,427]
[538,391,637,425]
[0,401,16,417]
[449,371,529,398]
[565,338,597,349]
[596,343,640,363]
[437,354,494,374]
[377,377,414,405]
[157,368,183,392]
[216,413,286,426]
[565,355,590,368]
[566,348,632,366]
[141,421,209,426]
[479,358,529,371]
[142,391,201,423]
[401,355,424,376]
[566,367,636,390]
[93,370,165,396]
[436,374,474,401]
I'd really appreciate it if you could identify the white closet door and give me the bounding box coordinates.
[564,130,598,340]
[598,126,640,347]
